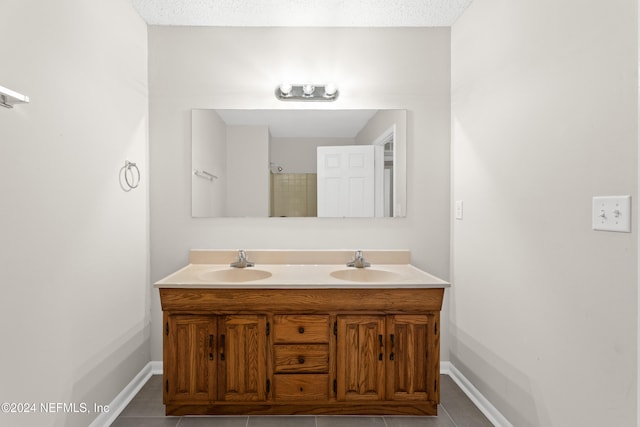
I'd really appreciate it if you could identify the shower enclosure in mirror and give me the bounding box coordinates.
[192,109,406,218]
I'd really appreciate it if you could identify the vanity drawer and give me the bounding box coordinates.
[273,374,329,401]
[274,344,329,373]
[273,315,330,343]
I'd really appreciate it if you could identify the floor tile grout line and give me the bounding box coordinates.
[439,404,459,427]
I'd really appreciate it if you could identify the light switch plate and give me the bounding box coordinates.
[455,200,463,220]
[592,196,631,232]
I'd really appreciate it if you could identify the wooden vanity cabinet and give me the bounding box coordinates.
[336,315,386,401]
[218,315,268,402]
[272,315,331,401]
[164,315,217,403]
[160,287,444,416]
[336,314,440,403]
[386,315,440,402]
[164,314,269,405]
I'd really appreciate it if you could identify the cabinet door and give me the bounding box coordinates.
[165,314,217,402]
[386,314,439,402]
[218,315,268,401]
[336,315,385,400]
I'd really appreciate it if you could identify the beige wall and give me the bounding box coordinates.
[0,1,149,426]
[226,125,271,216]
[149,26,452,360]
[192,109,227,217]
[451,0,638,425]
[271,137,355,174]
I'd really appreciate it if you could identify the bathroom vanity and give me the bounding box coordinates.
[155,250,449,416]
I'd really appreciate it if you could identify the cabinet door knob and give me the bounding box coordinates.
[298,357,305,364]
[298,327,305,334]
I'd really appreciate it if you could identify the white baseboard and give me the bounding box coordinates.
[89,361,163,427]
[150,360,163,375]
[441,361,512,427]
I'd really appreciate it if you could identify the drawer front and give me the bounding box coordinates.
[273,374,329,401]
[274,344,329,373]
[273,315,330,343]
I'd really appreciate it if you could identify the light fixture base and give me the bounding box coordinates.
[275,84,339,102]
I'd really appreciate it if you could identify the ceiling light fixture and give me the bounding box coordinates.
[275,83,339,101]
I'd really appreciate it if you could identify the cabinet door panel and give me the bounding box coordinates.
[165,315,216,402]
[336,315,385,401]
[387,314,438,401]
[218,315,267,401]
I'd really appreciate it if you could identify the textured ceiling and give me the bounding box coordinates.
[130,0,472,27]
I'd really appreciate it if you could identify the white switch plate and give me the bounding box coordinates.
[592,196,631,232]
[455,200,463,220]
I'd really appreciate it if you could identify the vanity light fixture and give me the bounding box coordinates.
[275,83,339,101]
[0,85,29,109]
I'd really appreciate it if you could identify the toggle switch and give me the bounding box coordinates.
[592,196,631,232]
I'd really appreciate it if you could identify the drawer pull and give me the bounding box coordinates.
[298,327,305,334]
[299,387,304,392]
[298,357,305,364]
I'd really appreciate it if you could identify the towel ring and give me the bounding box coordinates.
[121,160,140,191]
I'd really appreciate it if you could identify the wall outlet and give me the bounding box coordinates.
[592,195,631,232]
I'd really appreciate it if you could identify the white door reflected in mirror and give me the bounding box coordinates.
[317,145,378,218]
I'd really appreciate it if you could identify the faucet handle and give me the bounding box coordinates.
[230,249,254,268]
[347,250,370,268]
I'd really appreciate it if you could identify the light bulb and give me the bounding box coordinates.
[279,83,292,96]
[302,84,315,96]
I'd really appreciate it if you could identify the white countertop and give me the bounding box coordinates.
[154,263,450,289]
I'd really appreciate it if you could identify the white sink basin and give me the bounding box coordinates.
[199,268,272,283]
[330,268,402,283]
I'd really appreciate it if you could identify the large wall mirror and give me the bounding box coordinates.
[192,109,406,218]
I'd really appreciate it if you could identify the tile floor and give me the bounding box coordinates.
[110,375,493,427]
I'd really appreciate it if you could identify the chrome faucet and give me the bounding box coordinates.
[230,250,254,268]
[346,250,370,268]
